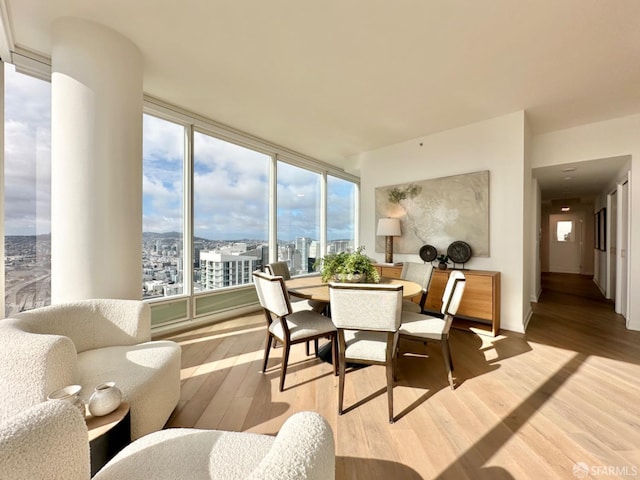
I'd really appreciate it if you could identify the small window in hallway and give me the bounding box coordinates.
[556,220,574,242]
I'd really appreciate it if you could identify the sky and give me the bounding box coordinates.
[143,114,356,242]
[4,64,355,242]
[4,64,52,236]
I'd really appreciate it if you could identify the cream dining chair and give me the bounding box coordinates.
[264,262,328,355]
[265,262,327,313]
[328,282,403,423]
[398,270,466,390]
[399,262,434,313]
[253,270,337,391]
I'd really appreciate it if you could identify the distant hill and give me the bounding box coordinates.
[5,234,51,240]
[142,231,182,239]
[143,232,267,243]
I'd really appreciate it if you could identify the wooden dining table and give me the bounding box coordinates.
[286,275,422,303]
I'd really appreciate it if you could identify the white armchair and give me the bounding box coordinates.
[0,299,181,439]
[0,400,335,480]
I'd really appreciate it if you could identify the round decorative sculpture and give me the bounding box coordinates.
[88,382,122,417]
[418,244,437,263]
[447,241,472,264]
[48,384,86,417]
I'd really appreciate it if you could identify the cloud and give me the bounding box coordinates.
[4,66,52,236]
[2,74,356,243]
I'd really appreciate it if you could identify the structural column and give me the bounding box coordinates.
[51,17,143,302]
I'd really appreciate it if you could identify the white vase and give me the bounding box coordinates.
[48,384,86,417]
[88,382,122,417]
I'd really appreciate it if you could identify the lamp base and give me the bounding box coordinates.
[385,236,394,263]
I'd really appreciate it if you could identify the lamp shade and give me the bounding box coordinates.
[376,218,401,236]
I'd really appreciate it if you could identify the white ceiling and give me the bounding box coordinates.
[533,155,630,202]
[3,0,640,185]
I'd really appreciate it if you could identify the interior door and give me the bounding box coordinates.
[608,190,617,300]
[616,177,629,318]
[549,213,582,274]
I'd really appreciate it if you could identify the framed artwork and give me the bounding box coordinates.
[375,170,490,257]
[594,211,600,250]
[599,208,606,251]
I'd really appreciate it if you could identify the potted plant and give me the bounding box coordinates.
[314,247,380,283]
[436,254,450,270]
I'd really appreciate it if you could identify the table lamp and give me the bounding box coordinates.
[376,218,401,263]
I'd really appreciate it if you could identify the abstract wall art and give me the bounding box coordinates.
[375,170,490,257]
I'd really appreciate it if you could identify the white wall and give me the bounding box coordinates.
[531,114,640,330]
[531,178,542,302]
[522,115,533,326]
[355,111,528,333]
[540,200,595,276]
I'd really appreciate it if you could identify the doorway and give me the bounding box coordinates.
[548,213,583,274]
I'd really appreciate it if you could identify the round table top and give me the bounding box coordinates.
[86,401,130,442]
[286,276,422,304]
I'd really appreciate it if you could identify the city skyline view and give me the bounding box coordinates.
[4,63,357,311]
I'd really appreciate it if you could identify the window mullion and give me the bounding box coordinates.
[270,154,278,263]
[184,124,194,298]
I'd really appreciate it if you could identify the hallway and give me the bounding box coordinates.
[528,272,635,356]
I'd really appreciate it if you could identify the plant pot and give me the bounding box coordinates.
[333,273,365,283]
[438,262,448,270]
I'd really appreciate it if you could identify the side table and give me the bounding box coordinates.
[87,401,131,475]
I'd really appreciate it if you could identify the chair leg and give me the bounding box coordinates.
[386,362,395,424]
[262,334,273,373]
[314,338,319,356]
[279,342,291,392]
[306,341,310,356]
[393,341,400,382]
[386,334,395,424]
[337,332,346,415]
[332,335,338,376]
[441,339,454,390]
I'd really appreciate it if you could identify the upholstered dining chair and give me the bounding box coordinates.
[398,270,466,390]
[400,262,434,313]
[265,262,327,312]
[328,282,403,423]
[265,261,329,355]
[264,261,292,280]
[253,270,337,391]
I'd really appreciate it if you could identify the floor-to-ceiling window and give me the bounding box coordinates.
[1,61,358,326]
[3,64,51,316]
[140,109,358,325]
[327,175,357,254]
[276,161,321,275]
[193,131,269,291]
[142,113,185,299]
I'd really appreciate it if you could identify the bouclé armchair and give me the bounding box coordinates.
[0,401,335,480]
[0,299,181,439]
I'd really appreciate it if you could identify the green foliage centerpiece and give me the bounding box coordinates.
[315,247,380,283]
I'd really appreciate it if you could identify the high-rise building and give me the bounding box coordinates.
[294,237,311,274]
[200,251,258,289]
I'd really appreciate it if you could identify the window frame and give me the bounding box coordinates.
[142,97,359,328]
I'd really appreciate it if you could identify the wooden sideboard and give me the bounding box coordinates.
[374,264,501,336]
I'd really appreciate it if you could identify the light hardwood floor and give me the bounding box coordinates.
[163,273,640,479]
